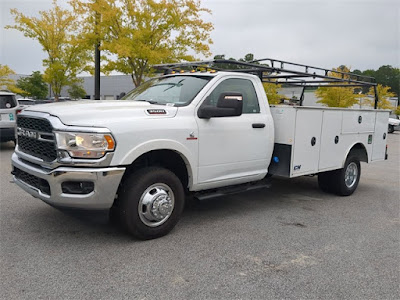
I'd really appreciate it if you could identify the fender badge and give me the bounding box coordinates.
[187,132,198,140]
[147,109,166,115]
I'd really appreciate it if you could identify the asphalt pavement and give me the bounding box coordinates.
[1,134,399,299]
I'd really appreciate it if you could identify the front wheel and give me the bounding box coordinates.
[388,125,394,133]
[118,167,185,240]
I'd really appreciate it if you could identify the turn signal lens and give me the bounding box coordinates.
[104,134,115,150]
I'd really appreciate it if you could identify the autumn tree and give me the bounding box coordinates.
[0,65,25,94]
[316,66,360,108]
[72,0,213,87]
[263,82,284,105]
[16,71,48,99]
[6,1,92,100]
[363,84,395,110]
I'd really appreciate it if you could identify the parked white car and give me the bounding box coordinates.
[0,90,20,144]
[388,116,400,133]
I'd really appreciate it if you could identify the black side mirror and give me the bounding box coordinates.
[198,93,243,119]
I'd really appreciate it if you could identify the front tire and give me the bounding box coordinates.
[118,167,185,240]
[388,125,394,133]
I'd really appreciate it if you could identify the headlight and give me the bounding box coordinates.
[55,131,115,159]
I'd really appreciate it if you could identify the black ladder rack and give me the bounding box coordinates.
[153,58,379,108]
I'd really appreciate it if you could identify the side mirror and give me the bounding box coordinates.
[198,93,243,119]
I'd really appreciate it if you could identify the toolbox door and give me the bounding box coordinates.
[319,110,344,170]
[292,109,323,176]
[371,112,389,161]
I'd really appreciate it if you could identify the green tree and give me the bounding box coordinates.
[354,66,399,96]
[6,1,92,100]
[16,71,48,99]
[374,65,399,97]
[316,66,360,108]
[0,64,25,94]
[68,82,87,100]
[72,0,213,87]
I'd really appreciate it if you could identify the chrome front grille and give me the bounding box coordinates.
[16,116,57,162]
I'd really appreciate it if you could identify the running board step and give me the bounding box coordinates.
[193,178,271,201]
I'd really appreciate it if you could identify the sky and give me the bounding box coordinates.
[0,0,399,75]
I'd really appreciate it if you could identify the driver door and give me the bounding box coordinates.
[196,77,270,186]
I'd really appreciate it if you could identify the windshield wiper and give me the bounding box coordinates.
[135,99,160,105]
[163,79,185,92]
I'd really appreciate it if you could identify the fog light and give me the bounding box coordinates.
[61,181,94,194]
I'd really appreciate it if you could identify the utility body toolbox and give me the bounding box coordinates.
[269,106,389,177]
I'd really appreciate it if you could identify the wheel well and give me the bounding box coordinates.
[348,143,368,163]
[121,149,189,190]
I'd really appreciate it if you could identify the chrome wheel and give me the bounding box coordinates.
[138,183,175,227]
[344,162,358,188]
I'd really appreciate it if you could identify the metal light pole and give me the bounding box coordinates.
[95,42,100,100]
[94,9,101,100]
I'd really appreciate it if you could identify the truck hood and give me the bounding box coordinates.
[25,100,178,127]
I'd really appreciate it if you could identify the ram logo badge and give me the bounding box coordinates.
[17,127,38,139]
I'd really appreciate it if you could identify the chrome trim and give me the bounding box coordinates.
[15,146,115,169]
[138,183,175,227]
[12,153,125,210]
[38,132,54,143]
[17,127,55,143]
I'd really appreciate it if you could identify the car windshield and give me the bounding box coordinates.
[122,75,211,106]
[18,100,35,105]
[0,95,17,109]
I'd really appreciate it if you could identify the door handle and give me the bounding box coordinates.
[252,123,265,128]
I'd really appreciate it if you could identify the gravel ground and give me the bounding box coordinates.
[0,133,399,300]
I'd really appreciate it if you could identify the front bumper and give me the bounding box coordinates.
[12,153,125,209]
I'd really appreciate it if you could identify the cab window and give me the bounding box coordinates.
[205,78,260,113]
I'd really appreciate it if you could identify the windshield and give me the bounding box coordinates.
[122,75,211,106]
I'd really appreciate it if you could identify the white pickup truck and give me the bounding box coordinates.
[11,59,389,239]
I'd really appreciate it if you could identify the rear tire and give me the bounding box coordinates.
[388,125,394,133]
[318,171,334,193]
[118,167,185,240]
[331,156,361,196]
